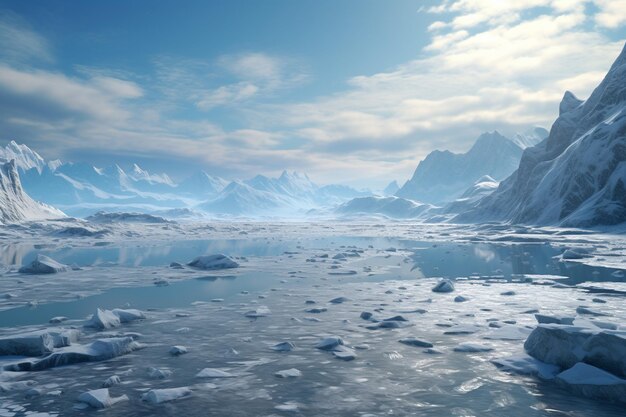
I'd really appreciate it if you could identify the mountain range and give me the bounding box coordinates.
[0,141,371,218]
[457,43,626,227]
[395,129,547,204]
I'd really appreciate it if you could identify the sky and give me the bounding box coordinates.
[0,0,624,189]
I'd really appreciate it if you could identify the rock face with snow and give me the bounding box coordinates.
[0,140,47,173]
[459,44,626,227]
[0,160,64,224]
[396,130,545,204]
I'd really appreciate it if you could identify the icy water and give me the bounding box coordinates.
[1,238,623,327]
[1,234,626,416]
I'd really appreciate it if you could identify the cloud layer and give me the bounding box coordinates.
[0,2,624,188]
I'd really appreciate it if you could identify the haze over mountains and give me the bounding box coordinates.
[1,43,625,228]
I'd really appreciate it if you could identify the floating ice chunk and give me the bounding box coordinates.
[18,255,68,274]
[141,387,192,404]
[561,249,591,260]
[102,375,121,387]
[270,341,295,352]
[492,354,560,380]
[383,315,408,322]
[500,290,516,296]
[112,308,145,323]
[576,306,608,316]
[275,368,302,378]
[454,343,493,353]
[187,254,239,270]
[148,367,172,379]
[524,325,594,369]
[535,314,575,325]
[244,306,271,318]
[77,388,128,409]
[399,338,433,348]
[196,368,235,378]
[332,346,357,361]
[169,262,184,269]
[0,328,79,356]
[305,307,327,313]
[583,331,626,378]
[432,279,454,293]
[484,325,531,340]
[556,363,626,402]
[454,295,469,302]
[5,337,142,372]
[49,316,68,324]
[443,324,480,335]
[329,297,349,304]
[169,345,188,356]
[423,348,443,354]
[85,309,121,330]
[315,336,344,351]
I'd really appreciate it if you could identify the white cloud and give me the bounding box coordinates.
[0,11,52,63]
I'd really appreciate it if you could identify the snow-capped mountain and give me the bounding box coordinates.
[511,127,549,149]
[0,160,64,224]
[177,171,229,197]
[457,44,626,227]
[4,142,369,217]
[382,180,400,196]
[0,140,48,173]
[396,129,547,204]
[199,171,372,216]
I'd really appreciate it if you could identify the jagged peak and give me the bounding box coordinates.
[559,90,583,116]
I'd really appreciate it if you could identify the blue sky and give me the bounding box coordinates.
[0,0,624,188]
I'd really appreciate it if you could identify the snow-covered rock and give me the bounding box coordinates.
[270,341,296,352]
[275,368,302,378]
[18,255,68,274]
[432,279,455,293]
[169,345,188,356]
[315,336,344,351]
[187,254,239,270]
[77,388,128,409]
[141,387,192,404]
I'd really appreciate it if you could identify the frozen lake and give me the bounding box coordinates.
[0,222,625,416]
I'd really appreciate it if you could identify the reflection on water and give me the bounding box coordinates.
[0,237,624,328]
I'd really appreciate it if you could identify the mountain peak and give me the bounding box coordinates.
[559,91,583,115]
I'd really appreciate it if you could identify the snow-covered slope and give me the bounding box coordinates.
[458,44,626,227]
[511,127,549,149]
[396,130,546,204]
[0,160,65,224]
[336,196,433,219]
[443,175,499,214]
[177,171,228,198]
